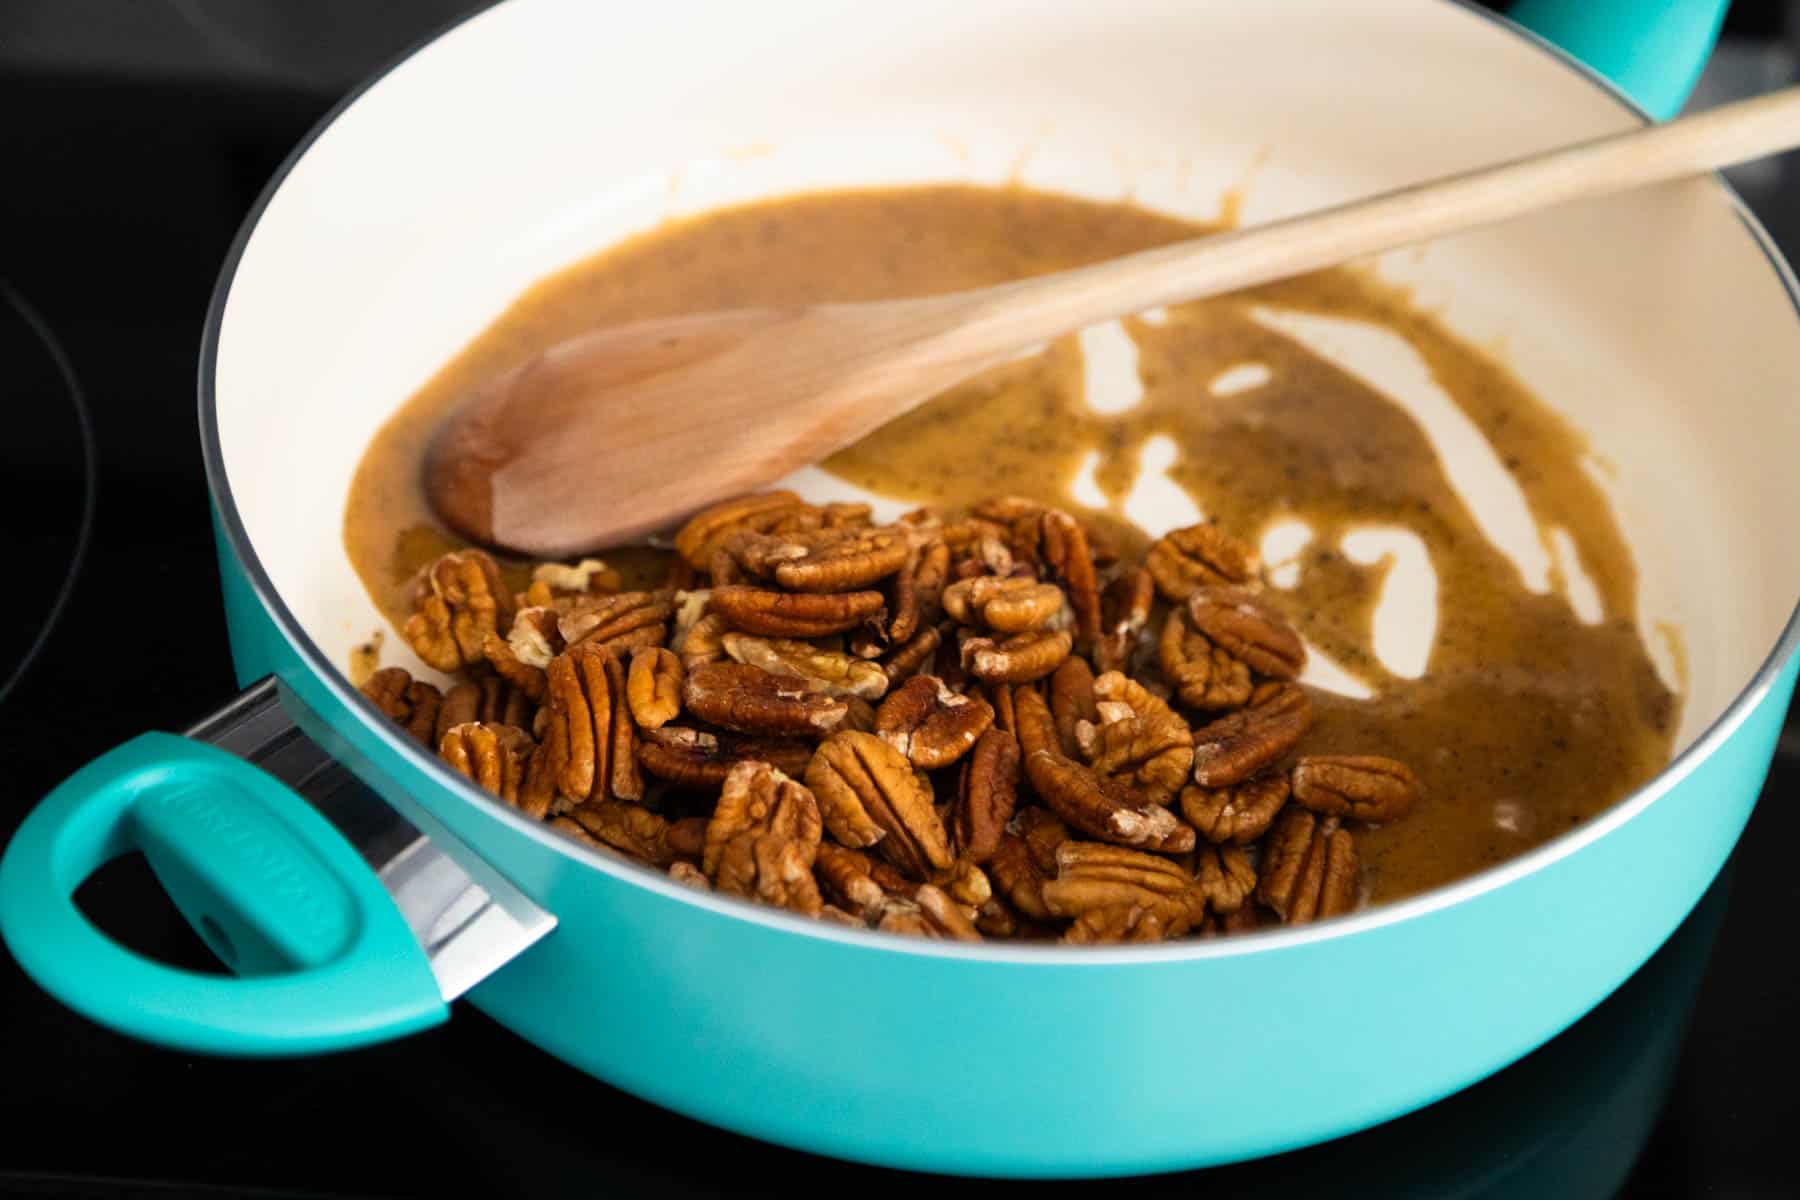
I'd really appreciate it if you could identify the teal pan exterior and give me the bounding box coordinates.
[4,0,1794,1178]
[209,531,1800,1175]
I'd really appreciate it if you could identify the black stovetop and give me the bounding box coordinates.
[2,4,1796,1196]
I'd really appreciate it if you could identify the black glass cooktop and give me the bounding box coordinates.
[2,4,1795,1196]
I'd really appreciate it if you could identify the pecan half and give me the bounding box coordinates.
[506,607,564,668]
[1190,843,1257,914]
[721,632,888,700]
[961,629,1073,684]
[973,895,1024,939]
[805,731,952,878]
[361,667,441,748]
[1009,680,1057,760]
[714,531,792,581]
[862,854,914,898]
[483,629,548,702]
[673,490,812,568]
[1179,771,1289,845]
[952,727,1021,863]
[1291,755,1421,823]
[1017,806,1073,871]
[668,861,711,890]
[625,646,684,730]
[436,676,535,744]
[1018,509,1101,644]
[1145,523,1260,601]
[880,624,943,685]
[1063,904,1174,944]
[1048,656,1098,757]
[677,611,729,670]
[544,642,643,805]
[934,859,994,909]
[517,741,560,819]
[941,576,1067,633]
[704,761,824,915]
[1250,680,1289,706]
[1159,608,1253,712]
[901,538,950,633]
[982,680,1019,737]
[438,722,535,808]
[814,843,887,918]
[1190,684,1313,788]
[1042,842,1206,936]
[553,802,707,868]
[635,724,812,789]
[403,549,515,673]
[1030,758,1198,853]
[873,674,994,769]
[682,660,847,736]
[709,585,886,638]
[1076,672,1194,807]
[1021,743,1196,853]
[861,855,990,913]
[986,833,1054,921]
[1094,567,1155,674]
[1257,808,1358,923]
[874,884,983,941]
[944,517,1016,579]
[559,591,672,657]
[1185,587,1304,680]
[729,526,911,592]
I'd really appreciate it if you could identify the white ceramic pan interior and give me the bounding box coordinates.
[214,0,1800,788]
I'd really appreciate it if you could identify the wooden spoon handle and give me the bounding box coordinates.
[432,86,1800,557]
[937,85,1800,354]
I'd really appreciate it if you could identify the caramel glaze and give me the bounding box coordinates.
[344,185,1677,903]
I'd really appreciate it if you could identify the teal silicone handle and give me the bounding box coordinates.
[0,733,446,1055]
[1511,0,1729,120]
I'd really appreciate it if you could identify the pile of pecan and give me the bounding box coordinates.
[362,491,1420,944]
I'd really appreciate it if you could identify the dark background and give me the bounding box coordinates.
[1,2,1796,1196]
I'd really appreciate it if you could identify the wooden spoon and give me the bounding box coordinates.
[427,87,1800,558]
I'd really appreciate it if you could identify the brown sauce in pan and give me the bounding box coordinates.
[344,185,1678,903]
